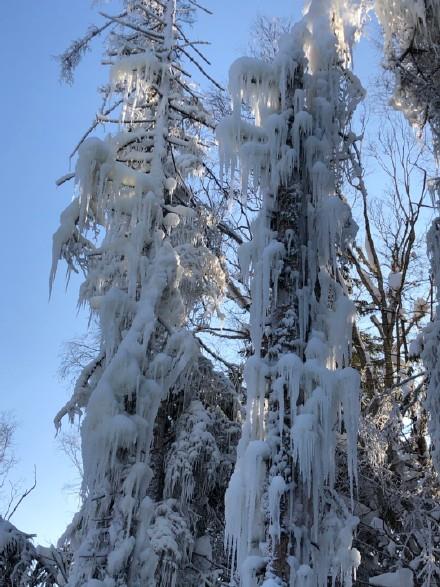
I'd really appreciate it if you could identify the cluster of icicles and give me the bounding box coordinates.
[218,1,363,585]
[375,0,440,50]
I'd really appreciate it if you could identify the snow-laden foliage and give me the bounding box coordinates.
[217,1,365,585]
[51,2,237,585]
[0,516,38,586]
[0,516,65,586]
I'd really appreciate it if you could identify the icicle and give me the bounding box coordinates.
[268,475,287,545]
[291,412,316,498]
[244,356,269,439]
[337,367,361,495]
[229,57,280,126]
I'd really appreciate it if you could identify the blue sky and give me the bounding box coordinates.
[0,0,301,545]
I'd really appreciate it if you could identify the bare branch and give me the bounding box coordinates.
[6,466,37,521]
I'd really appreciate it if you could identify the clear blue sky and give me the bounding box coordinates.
[0,0,302,545]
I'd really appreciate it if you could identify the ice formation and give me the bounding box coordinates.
[219,0,365,584]
[388,271,403,291]
[51,2,232,586]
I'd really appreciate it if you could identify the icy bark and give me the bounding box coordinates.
[51,2,234,585]
[218,1,365,585]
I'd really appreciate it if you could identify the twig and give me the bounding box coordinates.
[56,173,75,187]
[227,279,250,310]
[135,3,167,26]
[99,12,164,41]
[6,466,37,521]
[389,371,426,390]
[174,20,211,66]
[169,101,215,129]
[196,336,238,372]
[70,99,123,159]
[178,46,224,91]
[187,0,213,14]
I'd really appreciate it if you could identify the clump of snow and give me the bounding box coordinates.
[369,568,414,587]
[165,176,178,194]
[163,212,181,229]
[388,271,403,291]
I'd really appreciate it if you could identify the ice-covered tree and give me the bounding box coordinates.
[51,1,238,585]
[217,1,366,584]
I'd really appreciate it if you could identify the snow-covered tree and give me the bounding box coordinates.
[0,516,69,587]
[51,2,238,585]
[217,1,366,584]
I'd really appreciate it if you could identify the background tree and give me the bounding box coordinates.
[339,105,440,584]
[351,3,440,582]
[0,414,16,513]
[0,516,63,587]
[0,417,64,586]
